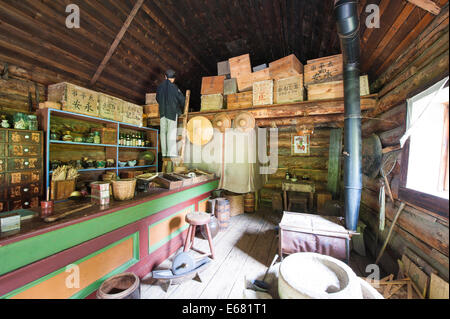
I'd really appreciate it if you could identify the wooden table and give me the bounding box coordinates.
[282,180,315,211]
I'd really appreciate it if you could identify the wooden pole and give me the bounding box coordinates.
[376,202,406,264]
[178,90,191,166]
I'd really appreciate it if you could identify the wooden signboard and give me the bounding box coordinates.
[269,54,304,80]
[253,80,274,106]
[122,102,143,127]
[48,82,99,117]
[145,93,157,105]
[201,75,226,95]
[307,75,370,101]
[274,75,305,104]
[229,54,253,92]
[99,94,123,122]
[201,94,224,111]
[304,54,343,86]
[226,91,253,109]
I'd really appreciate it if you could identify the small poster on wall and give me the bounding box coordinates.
[291,134,310,156]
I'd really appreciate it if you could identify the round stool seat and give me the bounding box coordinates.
[186,212,211,226]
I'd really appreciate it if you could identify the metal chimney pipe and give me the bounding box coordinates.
[334,0,362,232]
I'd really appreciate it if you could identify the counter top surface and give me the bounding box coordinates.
[0,179,217,246]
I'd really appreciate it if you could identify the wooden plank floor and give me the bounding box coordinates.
[140,207,374,299]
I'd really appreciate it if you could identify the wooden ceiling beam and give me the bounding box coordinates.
[90,0,145,85]
[407,0,442,15]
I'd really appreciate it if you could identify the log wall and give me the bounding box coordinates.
[361,6,449,280]
[260,126,334,206]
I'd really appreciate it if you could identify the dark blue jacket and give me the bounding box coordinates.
[156,80,185,121]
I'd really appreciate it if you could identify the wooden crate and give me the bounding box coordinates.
[316,191,332,211]
[226,91,253,109]
[229,54,253,92]
[201,75,226,95]
[145,93,157,105]
[304,54,343,86]
[307,75,370,101]
[253,64,267,72]
[217,60,230,76]
[144,104,159,117]
[91,127,117,145]
[269,54,304,80]
[39,101,61,110]
[155,174,183,189]
[224,78,238,95]
[252,68,271,83]
[253,80,274,106]
[201,94,224,111]
[99,94,123,122]
[122,102,143,127]
[274,75,306,104]
[51,179,76,201]
[48,82,99,117]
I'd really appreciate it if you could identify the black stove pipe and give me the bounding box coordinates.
[334,0,362,232]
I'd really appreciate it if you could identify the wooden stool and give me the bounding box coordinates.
[183,212,215,259]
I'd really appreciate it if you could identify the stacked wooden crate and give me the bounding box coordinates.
[48,82,144,126]
[304,54,370,100]
[270,54,306,105]
[200,75,226,111]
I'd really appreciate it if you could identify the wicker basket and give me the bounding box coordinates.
[111,179,136,201]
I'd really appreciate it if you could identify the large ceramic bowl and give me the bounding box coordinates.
[118,161,127,167]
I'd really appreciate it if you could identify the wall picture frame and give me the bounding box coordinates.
[291,134,310,156]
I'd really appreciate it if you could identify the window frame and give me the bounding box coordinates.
[398,78,449,219]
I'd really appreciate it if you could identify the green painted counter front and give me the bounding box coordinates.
[0,180,218,276]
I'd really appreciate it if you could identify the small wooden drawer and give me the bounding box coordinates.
[8,171,42,186]
[8,184,41,200]
[8,144,41,157]
[0,143,6,157]
[9,197,40,211]
[0,188,7,200]
[7,158,42,171]
[0,200,8,212]
[9,131,42,145]
[0,159,5,173]
[0,130,6,143]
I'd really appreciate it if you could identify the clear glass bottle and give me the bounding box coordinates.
[93,131,101,144]
[126,134,131,146]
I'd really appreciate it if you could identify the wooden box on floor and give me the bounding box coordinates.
[48,82,99,117]
[274,75,306,104]
[201,94,224,111]
[229,54,253,92]
[316,191,332,211]
[144,104,159,118]
[269,54,304,80]
[307,75,370,101]
[253,80,274,106]
[226,91,253,109]
[304,54,343,86]
[201,75,226,95]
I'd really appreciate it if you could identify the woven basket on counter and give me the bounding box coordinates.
[111,179,136,201]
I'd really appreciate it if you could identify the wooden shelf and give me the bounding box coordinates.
[50,140,117,147]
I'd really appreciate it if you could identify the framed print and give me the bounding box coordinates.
[291,134,310,156]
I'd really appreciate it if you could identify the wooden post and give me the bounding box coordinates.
[327,128,343,198]
[178,90,191,165]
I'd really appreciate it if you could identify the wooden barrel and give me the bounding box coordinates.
[215,198,230,231]
[244,192,255,213]
[224,192,244,217]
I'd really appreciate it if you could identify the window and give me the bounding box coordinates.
[399,77,449,218]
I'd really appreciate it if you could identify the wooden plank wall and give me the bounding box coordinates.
[260,127,332,206]
[360,6,449,280]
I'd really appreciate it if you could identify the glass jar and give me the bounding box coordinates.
[86,133,95,143]
[13,113,28,130]
[28,115,38,131]
[93,131,101,144]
